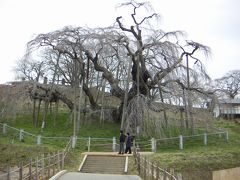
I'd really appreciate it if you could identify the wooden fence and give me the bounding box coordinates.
[133,148,178,180]
[0,138,72,180]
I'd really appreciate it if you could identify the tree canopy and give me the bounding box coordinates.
[15,0,213,135]
[214,70,240,99]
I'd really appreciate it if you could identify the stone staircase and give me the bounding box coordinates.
[79,155,127,174]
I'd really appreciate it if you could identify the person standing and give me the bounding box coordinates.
[125,132,132,154]
[118,130,125,154]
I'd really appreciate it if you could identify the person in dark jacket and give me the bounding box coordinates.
[118,130,125,154]
[125,132,132,154]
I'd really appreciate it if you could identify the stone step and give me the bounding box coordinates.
[80,155,126,174]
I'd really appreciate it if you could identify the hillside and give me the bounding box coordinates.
[0,108,240,180]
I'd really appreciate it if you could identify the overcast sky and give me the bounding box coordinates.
[0,0,239,84]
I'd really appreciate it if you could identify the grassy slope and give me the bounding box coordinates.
[1,114,240,175]
[150,120,240,174]
[0,144,52,168]
[0,113,121,170]
[7,113,120,138]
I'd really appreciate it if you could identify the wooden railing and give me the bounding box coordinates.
[0,151,64,180]
[0,136,72,180]
[133,148,178,180]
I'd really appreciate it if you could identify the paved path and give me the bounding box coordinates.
[58,172,142,180]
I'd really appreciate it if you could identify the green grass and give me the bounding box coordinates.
[0,112,121,170]
[1,113,240,179]
[148,119,240,179]
[6,113,120,138]
[0,143,54,167]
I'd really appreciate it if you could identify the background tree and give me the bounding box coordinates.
[14,56,47,82]
[214,70,240,99]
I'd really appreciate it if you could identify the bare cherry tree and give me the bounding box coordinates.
[20,0,211,135]
[214,70,240,99]
[14,56,47,82]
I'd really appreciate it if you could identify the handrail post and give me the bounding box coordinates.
[218,128,223,138]
[112,137,116,152]
[19,162,23,179]
[19,129,24,141]
[36,157,39,180]
[151,138,156,152]
[71,136,77,148]
[204,133,207,145]
[42,154,45,179]
[7,165,10,180]
[88,137,91,152]
[61,152,65,170]
[37,135,41,145]
[179,135,183,150]
[3,123,7,134]
[144,156,147,180]
[155,139,157,152]
[29,159,32,180]
[225,131,229,142]
[57,151,60,171]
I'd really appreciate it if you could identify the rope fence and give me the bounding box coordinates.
[0,123,229,152]
[153,131,228,151]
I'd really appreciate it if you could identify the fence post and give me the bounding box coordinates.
[218,129,222,138]
[7,165,10,180]
[133,139,136,149]
[53,153,55,175]
[144,156,147,180]
[88,137,91,152]
[225,131,229,142]
[179,135,183,150]
[156,162,160,180]
[155,139,157,152]
[29,159,32,180]
[37,135,41,145]
[47,153,51,178]
[112,137,116,152]
[3,123,7,134]
[19,162,23,179]
[204,133,207,145]
[61,152,65,170]
[151,162,154,180]
[36,157,39,180]
[42,154,45,179]
[163,168,167,180]
[170,168,175,179]
[137,153,140,174]
[57,151,61,171]
[19,129,24,141]
[151,138,156,152]
[71,136,77,148]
